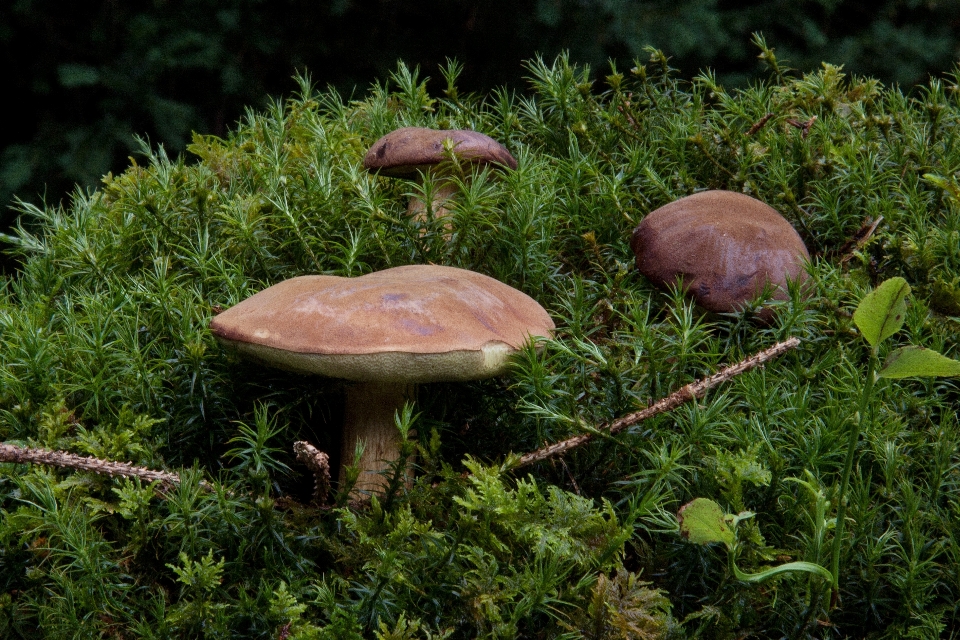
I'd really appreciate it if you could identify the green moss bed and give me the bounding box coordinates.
[2,48,960,638]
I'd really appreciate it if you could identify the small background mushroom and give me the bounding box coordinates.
[630,190,810,319]
[363,127,518,229]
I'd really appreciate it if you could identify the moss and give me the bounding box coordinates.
[2,51,960,637]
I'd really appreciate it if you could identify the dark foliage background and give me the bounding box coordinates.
[1,0,958,241]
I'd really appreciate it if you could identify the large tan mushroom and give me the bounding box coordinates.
[363,127,517,227]
[630,190,810,319]
[210,264,554,495]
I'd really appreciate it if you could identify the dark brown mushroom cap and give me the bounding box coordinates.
[363,127,518,177]
[209,265,554,383]
[630,190,810,314]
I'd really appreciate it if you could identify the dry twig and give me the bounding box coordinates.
[836,216,884,264]
[786,115,817,139]
[746,112,774,136]
[515,337,801,468]
[0,442,206,490]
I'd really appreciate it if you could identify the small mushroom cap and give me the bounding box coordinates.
[210,265,554,383]
[630,190,810,314]
[363,127,518,177]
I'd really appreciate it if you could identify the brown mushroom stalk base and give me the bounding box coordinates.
[408,179,458,226]
[341,381,414,496]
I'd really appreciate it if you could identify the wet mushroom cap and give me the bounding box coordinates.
[630,190,810,314]
[363,127,518,177]
[209,265,554,383]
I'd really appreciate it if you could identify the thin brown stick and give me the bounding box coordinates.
[0,443,207,490]
[746,112,774,136]
[786,115,817,139]
[837,215,883,264]
[515,337,801,468]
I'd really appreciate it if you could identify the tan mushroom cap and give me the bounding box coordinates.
[363,127,518,177]
[630,190,810,314]
[210,265,554,383]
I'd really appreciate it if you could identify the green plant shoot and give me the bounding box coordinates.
[678,498,834,584]
[829,277,960,606]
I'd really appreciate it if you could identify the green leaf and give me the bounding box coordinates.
[678,498,735,548]
[879,346,960,379]
[732,560,834,585]
[853,277,910,347]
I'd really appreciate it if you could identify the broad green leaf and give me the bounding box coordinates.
[879,346,960,379]
[733,560,834,585]
[678,498,735,548]
[853,277,910,347]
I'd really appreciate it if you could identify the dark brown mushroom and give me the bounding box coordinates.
[363,127,517,228]
[630,190,810,318]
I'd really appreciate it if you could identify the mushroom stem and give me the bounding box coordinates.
[408,176,458,237]
[341,381,414,496]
